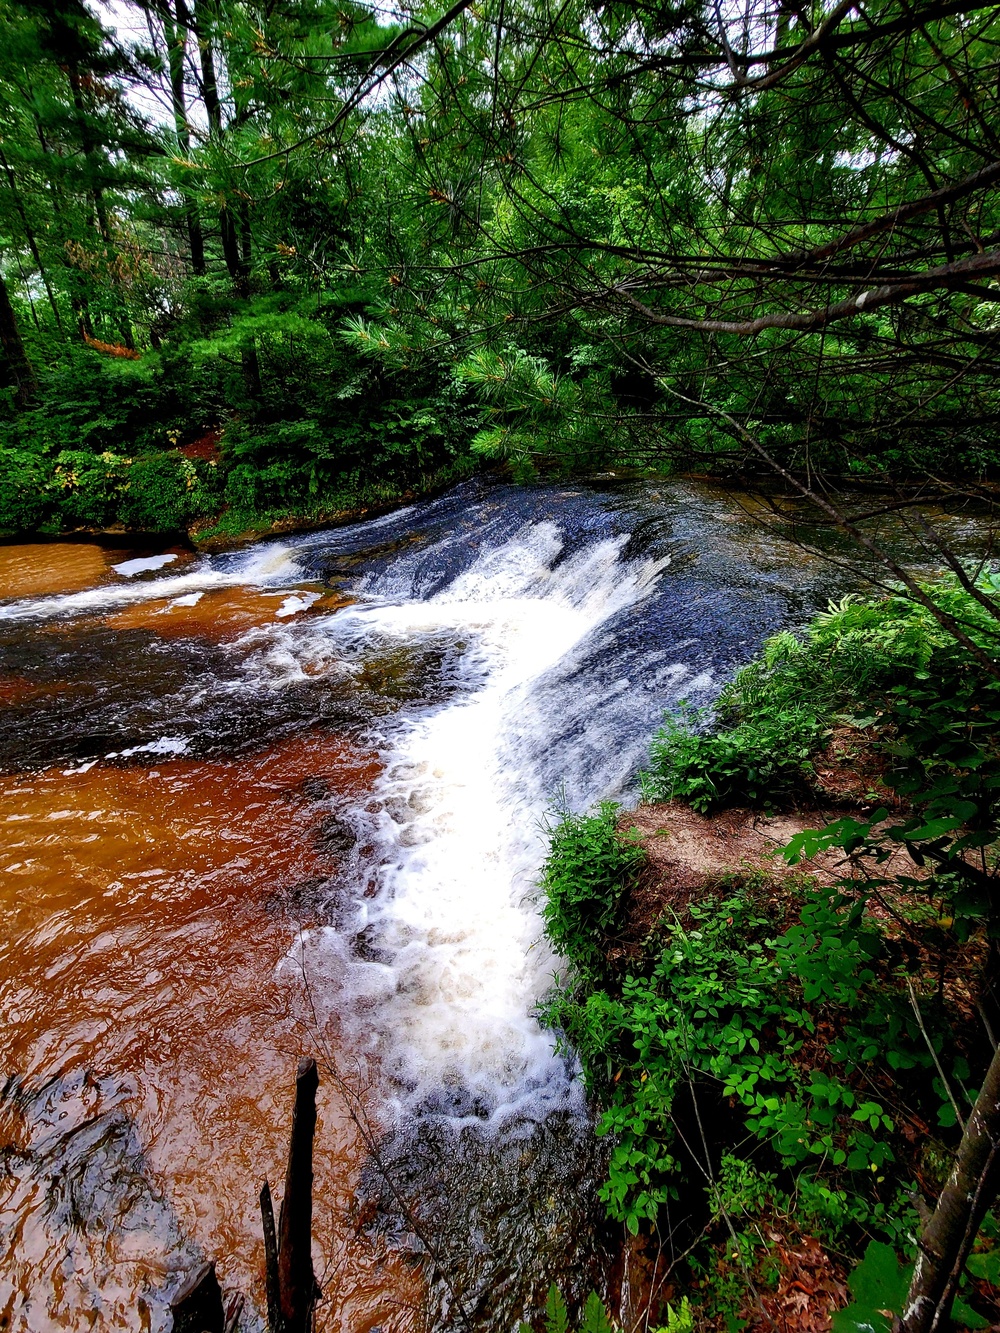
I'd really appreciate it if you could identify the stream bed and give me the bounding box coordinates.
[0,479,930,1331]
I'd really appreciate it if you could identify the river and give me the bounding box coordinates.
[0,479,945,1331]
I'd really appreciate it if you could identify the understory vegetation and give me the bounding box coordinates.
[539,575,1000,1330]
[0,338,480,534]
[3,0,1000,534]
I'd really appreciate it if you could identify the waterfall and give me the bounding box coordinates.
[261,518,699,1125]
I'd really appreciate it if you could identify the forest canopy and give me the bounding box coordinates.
[1,0,999,532]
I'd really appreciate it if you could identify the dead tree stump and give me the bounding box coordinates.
[170,1261,225,1333]
[262,1056,321,1333]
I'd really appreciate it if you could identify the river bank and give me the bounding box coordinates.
[537,571,1000,1333]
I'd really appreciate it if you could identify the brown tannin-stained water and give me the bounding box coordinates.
[0,625,420,1329]
[0,480,915,1332]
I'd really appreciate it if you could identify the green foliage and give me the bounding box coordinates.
[0,449,48,530]
[3,0,1000,520]
[651,1298,695,1333]
[645,703,826,812]
[455,348,614,475]
[764,577,1000,946]
[541,878,937,1236]
[0,326,480,532]
[0,441,222,534]
[117,453,219,531]
[832,1241,990,1333]
[832,1241,913,1333]
[519,1286,618,1333]
[645,578,1000,816]
[539,803,646,980]
[542,579,1000,1322]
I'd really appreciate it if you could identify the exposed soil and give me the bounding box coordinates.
[612,801,849,969]
[811,724,908,811]
[612,720,914,966]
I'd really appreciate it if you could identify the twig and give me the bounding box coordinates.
[907,978,967,1132]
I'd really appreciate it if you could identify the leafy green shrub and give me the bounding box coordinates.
[218,354,482,519]
[644,579,1000,810]
[832,1239,990,1333]
[549,887,871,1231]
[222,456,306,515]
[518,1285,693,1333]
[539,803,646,979]
[118,453,220,531]
[0,443,222,534]
[0,348,204,458]
[0,448,48,531]
[541,872,963,1238]
[645,703,826,811]
[49,450,130,527]
[538,575,1000,1328]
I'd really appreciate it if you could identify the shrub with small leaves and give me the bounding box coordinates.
[540,803,646,980]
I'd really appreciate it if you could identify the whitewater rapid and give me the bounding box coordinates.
[273,519,695,1122]
[0,485,806,1132]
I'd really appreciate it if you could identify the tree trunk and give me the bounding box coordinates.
[897,1039,1000,1333]
[0,147,64,333]
[165,0,206,276]
[260,1180,281,1333]
[0,271,38,409]
[169,1261,225,1333]
[192,0,224,138]
[66,66,135,350]
[191,0,259,396]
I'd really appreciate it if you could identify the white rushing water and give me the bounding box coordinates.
[243,518,712,1126]
[0,540,305,620]
[0,496,730,1133]
[0,493,730,1133]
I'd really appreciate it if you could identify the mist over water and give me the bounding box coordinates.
[0,479,846,1329]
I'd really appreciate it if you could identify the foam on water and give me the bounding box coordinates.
[252,520,701,1125]
[112,553,178,577]
[0,540,304,622]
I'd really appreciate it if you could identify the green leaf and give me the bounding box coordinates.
[831,1312,891,1333]
[902,817,963,840]
[544,1284,570,1333]
[952,1298,990,1330]
[831,1241,913,1333]
[967,1250,1000,1287]
[580,1291,617,1333]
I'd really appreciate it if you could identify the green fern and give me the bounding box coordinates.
[519,1286,619,1333]
[651,1297,695,1333]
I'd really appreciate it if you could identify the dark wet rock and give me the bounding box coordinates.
[357,1112,614,1332]
[351,925,393,964]
[0,1070,201,1327]
[264,876,335,917]
[314,812,357,855]
[0,625,465,774]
